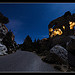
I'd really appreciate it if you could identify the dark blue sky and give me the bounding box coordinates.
[0,3,75,44]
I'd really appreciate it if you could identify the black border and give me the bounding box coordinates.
[0,0,75,3]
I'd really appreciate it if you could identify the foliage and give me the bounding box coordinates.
[21,35,33,52]
[2,30,15,53]
[21,35,53,57]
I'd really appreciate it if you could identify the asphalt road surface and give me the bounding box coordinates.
[0,50,57,73]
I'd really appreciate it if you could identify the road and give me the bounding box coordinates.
[0,50,57,73]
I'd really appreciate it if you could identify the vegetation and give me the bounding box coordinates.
[2,30,17,54]
[21,35,52,57]
[21,35,33,52]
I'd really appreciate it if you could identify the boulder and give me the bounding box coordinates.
[51,35,71,48]
[0,43,8,56]
[66,36,75,67]
[0,38,2,43]
[50,45,68,63]
[66,36,75,54]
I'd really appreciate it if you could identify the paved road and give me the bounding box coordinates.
[0,50,57,72]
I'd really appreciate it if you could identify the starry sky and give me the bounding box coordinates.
[0,3,75,44]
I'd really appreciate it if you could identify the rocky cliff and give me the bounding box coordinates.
[48,11,75,37]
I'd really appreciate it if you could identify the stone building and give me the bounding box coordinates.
[48,11,75,37]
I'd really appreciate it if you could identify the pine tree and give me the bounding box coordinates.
[33,39,37,51]
[22,35,33,51]
[35,39,41,53]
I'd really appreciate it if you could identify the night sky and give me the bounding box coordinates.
[0,3,75,44]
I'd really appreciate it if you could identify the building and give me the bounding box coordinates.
[48,11,75,38]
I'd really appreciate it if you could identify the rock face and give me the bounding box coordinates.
[0,12,9,24]
[66,36,75,54]
[0,12,9,38]
[66,36,75,67]
[51,35,71,48]
[48,11,75,37]
[0,43,7,55]
[0,24,8,36]
[50,45,68,62]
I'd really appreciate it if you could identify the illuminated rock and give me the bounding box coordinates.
[49,28,53,32]
[63,26,65,30]
[69,21,75,29]
[50,28,63,37]
[48,11,75,37]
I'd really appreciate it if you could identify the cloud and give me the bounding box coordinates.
[7,19,23,29]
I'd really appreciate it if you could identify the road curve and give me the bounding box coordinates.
[0,50,57,72]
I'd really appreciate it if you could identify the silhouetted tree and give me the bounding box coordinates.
[22,35,33,51]
[34,39,41,53]
[33,39,37,50]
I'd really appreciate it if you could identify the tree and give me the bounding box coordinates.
[22,35,33,51]
[34,39,41,53]
[33,39,37,51]
[2,30,15,53]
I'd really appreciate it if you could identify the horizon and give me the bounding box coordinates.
[0,3,75,44]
